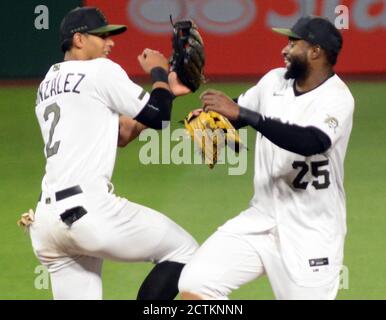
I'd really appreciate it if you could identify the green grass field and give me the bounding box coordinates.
[0,81,385,299]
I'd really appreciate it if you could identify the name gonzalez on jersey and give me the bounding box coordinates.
[37,63,86,104]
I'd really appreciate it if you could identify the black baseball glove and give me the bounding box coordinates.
[170,19,205,92]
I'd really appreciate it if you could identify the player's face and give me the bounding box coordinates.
[82,33,115,59]
[282,39,311,81]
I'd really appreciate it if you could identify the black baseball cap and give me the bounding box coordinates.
[272,16,343,54]
[60,7,127,49]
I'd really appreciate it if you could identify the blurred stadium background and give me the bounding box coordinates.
[0,0,385,299]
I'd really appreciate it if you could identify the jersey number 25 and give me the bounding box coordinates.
[292,160,330,190]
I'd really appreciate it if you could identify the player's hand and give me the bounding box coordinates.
[17,209,35,233]
[200,89,240,120]
[168,72,191,96]
[137,48,169,74]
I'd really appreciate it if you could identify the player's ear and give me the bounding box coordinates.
[72,33,84,49]
[309,45,322,60]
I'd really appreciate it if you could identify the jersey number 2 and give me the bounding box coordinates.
[44,103,61,158]
[292,160,330,190]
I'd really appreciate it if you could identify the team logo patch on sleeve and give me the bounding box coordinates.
[325,115,339,132]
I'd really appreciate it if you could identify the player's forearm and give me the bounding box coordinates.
[133,67,175,130]
[237,107,332,156]
[118,116,147,147]
[134,88,174,130]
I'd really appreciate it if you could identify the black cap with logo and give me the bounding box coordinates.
[60,7,127,51]
[272,15,343,54]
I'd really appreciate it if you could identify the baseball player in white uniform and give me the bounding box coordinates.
[179,16,354,300]
[29,7,198,300]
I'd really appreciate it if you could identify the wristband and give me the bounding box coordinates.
[237,106,262,131]
[150,67,168,84]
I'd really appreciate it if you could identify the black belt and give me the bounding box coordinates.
[39,185,83,204]
[38,186,87,226]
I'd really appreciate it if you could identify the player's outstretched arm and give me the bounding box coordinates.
[200,89,331,156]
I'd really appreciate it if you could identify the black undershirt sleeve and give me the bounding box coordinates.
[238,106,332,156]
[134,88,174,130]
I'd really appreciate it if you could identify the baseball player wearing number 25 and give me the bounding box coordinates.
[179,16,355,300]
[29,7,199,300]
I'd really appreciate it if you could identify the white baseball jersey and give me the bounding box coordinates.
[221,68,354,286]
[35,58,150,192]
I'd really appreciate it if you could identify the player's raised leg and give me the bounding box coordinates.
[67,198,198,300]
